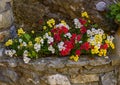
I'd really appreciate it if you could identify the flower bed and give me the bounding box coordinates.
[4,12,115,63]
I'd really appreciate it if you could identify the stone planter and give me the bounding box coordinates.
[0,55,119,85]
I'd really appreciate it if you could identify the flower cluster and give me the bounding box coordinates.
[4,12,115,63]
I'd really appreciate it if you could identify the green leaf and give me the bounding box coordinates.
[23,33,31,41]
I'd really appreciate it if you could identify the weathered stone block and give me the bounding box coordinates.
[82,65,115,74]
[100,71,117,85]
[70,74,99,84]
[47,74,71,85]
[0,30,10,42]
[0,0,13,29]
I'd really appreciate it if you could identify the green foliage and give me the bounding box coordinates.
[107,2,120,22]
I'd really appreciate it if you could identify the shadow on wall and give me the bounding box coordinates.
[13,0,117,32]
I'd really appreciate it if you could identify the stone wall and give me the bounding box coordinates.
[0,0,14,42]
[0,55,119,85]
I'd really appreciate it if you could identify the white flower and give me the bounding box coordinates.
[74,18,82,28]
[56,23,70,30]
[107,35,114,42]
[47,36,54,44]
[48,45,55,54]
[17,46,20,49]
[23,42,27,46]
[40,38,44,44]
[23,50,28,57]
[87,30,93,36]
[64,33,72,39]
[91,28,96,35]
[5,49,16,57]
[98,29,104,35]
[23,56,31,63]
[58,41,65,51]
[79,41,83,43]
[43,33,49,39]
[19,39,22,43]
[34,43,41,52]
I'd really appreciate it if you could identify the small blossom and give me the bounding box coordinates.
[23,56,31,63]
[5,39,13,46]
[48,45,55,54]
[34,43,41,52]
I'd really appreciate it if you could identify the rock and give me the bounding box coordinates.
[96,1,107,11]
[0,48,4,57]
[82,65,114,74]
[47,58,65,69]
[0,0,13,29]
[114,32,120,58]
[3,69,18,82]
[72,82,99,85]
[8,58,17,67]
[66,57,89,67]
[88,57,111,66]
[0,30,10,42]
[70,74,99,84]
[68,68,80,75]
[10,25,17,38]
[100,71,117,85]
[47,74,71,85]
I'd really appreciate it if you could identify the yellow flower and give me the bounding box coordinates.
[102,34,106,39]
[61,20,66,25]
[20,43,23,47]
[31,30,35,34]
[5,39,13,46]
[110,42,115,49]
[47,19,55,28]
[48,32,51,36]
[98,49,107,56]
[95,34,102,43]
[35,37,41,43]
[18,28,25,36]
[91,46,99,54]
[70,55,79,62]
[81,11,89,18]
[43,26,47,30]
[28,41,33,46]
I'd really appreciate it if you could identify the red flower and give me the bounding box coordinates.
[60,48,70,56]
[80,42,90,51]
[64,41,74,49]
[76,34,82,41]
[39,19,43,24]
[54,34,61,42]
[79,18,87,25]
[80,26,87,34]
[75,50,81,56]
[70,34,77,43]
[61,26,68,34]
[51,28,57,33]
[100,43,108,49]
